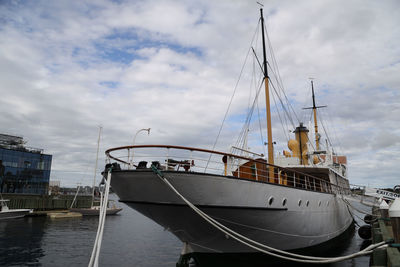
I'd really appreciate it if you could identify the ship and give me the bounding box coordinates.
[105,8,353,256]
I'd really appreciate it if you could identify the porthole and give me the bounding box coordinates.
[318,201,321,207]
[268,197,274,206]
[282,198,287,207]
[306,200,310,207]
[298,200,302,206]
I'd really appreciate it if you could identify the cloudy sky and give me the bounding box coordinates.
[0,0,399,188]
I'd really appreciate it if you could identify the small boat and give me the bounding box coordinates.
[0,199,32,220]
[105,8,353,256]
[70,200,122,216]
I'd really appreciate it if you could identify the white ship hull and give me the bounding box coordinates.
[111,170,353,253]
[0,209,32,220]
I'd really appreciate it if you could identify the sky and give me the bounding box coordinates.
[0,0,399,188]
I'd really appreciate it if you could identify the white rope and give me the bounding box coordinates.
[154,171,388,264]
[88,170,112,267]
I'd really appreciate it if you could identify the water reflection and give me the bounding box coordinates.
[0,198,372,267]
[0,217,46,266]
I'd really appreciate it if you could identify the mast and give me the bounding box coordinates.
[260,8,274,182]
[303,80,326,151]
[91,126,102,208]
[311,81,319,150]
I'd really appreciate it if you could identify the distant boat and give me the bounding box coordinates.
[106,8,352,255]
[70,126,122,216]
[0,199,32,220]
[70,200,122,216]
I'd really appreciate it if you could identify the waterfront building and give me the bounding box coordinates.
[0,134,52,195]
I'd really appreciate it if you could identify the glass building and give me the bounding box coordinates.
[0,134,52,195]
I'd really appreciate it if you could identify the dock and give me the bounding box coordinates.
[47,211,83,219]
[370,207,400,267]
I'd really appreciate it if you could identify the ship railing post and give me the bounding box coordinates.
[255,163,259,181]
[166,148,169,170]
[313,179,316,191]
[293,173,296,188]
[127,148,131,169]
[227,156,232,176]
[278,170,281,184]
[237,159,240,178]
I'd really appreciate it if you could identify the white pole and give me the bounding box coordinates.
[91,126,102,208]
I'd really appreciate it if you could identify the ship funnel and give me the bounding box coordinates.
[293,123,309,165]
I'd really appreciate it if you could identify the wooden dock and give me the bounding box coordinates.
[370,208,400,267]
[47,211,83,219]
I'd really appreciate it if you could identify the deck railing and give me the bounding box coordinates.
[106,145,350,195]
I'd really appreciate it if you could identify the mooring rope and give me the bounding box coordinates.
[150,166,391,264]
[88,168,112,267]
[341,198,378,217]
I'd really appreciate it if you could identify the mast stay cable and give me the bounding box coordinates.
[206,19,261,170]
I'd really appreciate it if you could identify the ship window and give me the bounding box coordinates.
[251,164,257,178]
[282,198,287,206]
[298,200,302,206]
[306,200,310,207]
[327,201,330,207]
[268,197,274,206]
[318,201,321,207]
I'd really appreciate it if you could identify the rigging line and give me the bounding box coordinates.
[318,111,337,155]
[308,109,313,126]
[251,47,264,75]
[299,88,310,124]
[269,79,295,129]
[234,79,264,150]
[255,76,267,156]
[206,19,261,171]
[324,108,344,155]
[246,52,256,119]
[318,109,336,153]
[234,62,263,150]
[319,113,334,151]
[269,80,293,135]
[271,85,290,142]
[233,32,263,155]
[267,61,298,127]
[267,65,292,133]
[249,49,267,156]
[264,23,300,125]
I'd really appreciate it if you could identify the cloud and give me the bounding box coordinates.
[0,0,399,188]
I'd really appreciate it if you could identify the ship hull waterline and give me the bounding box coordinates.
[111,169,353,253]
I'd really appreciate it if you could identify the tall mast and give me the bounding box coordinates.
[91,126,102,207]
[260,8,274,181]
[304,80,326,151]
[311,81,319,150]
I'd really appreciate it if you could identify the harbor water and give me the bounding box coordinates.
[0,195,371,266]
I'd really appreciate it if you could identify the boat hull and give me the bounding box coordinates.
[0,209,32,220]
[111,170,353,253]
[69,207,122,216]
